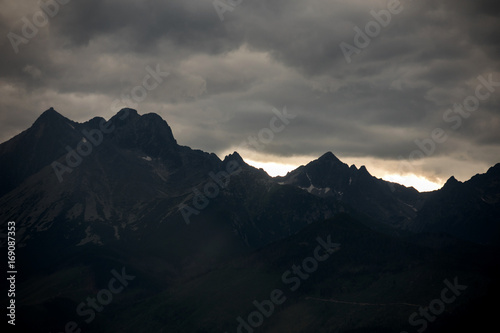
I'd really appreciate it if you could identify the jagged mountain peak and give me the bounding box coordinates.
[0,108,83,196]
[117,107,139,119]
[274,152,424,229]
[223,151,252,171]
[142,112,165,121]
[109,109,172,131]
[296,153,351,185]
[442,175,461,189]
[106,108,140,126]
[487,163,500,176]
[313,151,346,167]
[224,151,243,161]
[32,107,72,128]
[318,151,341,162]
[40,106,58,117]
[2,107,499,250]
[359,165,371,175]
[105,108,178,155]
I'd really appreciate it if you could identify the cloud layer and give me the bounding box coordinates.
[1,0,500,184]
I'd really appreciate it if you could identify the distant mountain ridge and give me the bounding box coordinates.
[413,163,500,245]
[275,151,422,230]
[0,108,335,262]
[1,108,499,332]
[0,107,499,257]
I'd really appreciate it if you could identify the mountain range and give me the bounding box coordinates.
[1,108,499,332]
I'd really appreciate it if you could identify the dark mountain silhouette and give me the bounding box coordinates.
[0,108,498,332]
[0,108,335,274]
[276,151,500,245]
[0,108,82,196]
[275,151,422,229]
[413,164,500,245]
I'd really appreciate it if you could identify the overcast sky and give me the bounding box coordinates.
[1,0,500,190]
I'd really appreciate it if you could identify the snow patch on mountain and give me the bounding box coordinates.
[77,226,103,246]
[84,196,105,221]
[114,226,120,240]
[66,203,84,220]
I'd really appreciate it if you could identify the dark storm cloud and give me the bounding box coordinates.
[49,0,236,53]
[1,0,500,182]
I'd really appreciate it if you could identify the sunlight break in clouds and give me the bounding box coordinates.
[382,173,443,192]
[245,160,299,177]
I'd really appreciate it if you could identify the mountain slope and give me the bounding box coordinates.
[275,152,423,229]
[0,108,337,277]
[13,214,499,333]
[276,152,500,245]
[413,164,500,245]
[0,108,84,197]
[0,107,499,332]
